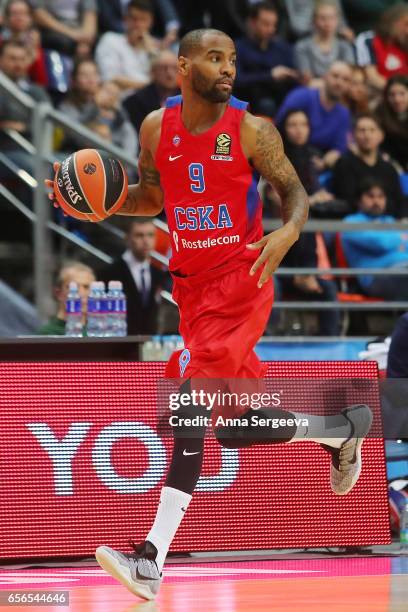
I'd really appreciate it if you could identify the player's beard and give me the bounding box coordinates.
[191,65,232,103]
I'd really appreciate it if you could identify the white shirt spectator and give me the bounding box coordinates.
[95,32,153,90]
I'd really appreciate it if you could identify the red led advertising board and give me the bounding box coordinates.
[0,361,390,559]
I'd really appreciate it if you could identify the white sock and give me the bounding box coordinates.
[287,412,351,449]
[146,486,192,573]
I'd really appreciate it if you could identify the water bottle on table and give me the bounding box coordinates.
[106,281,127,337]
[116,281,127,337]
[65,281,83,337]
[87,281,106,337]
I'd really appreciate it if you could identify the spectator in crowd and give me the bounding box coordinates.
[276,61,352,168]
[280,109,349,217]
[342,178,408,300]
[97,0,180,49]
[0,0,46,85]
[59,59,138,155]
[36,261,96,335]
[342,0,402,35]
[376,74,408,170]
[273,232,341,336]
[345,65,371,115]
[31,0,97,58]
[95,0,158,97]
[357,3,408,92]
[235,1,299,118]
[280,0,352,42]
[294,0,354,85]
[101,219,167,335]
[209,1,251,40]
[387,312,408,377]
[123,50,179,135]
[0,40,50,170]
[332,113,406,217]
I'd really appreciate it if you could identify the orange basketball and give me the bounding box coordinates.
[54,149,128,222]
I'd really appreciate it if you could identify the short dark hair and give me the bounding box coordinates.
[126,0,153,15]
[0,39,27,56]
[248,1,278,19]
[4,0,33,19]
[356,177,386,200]
[353,112,382,131]
[127,218,155,233]
[178,28,232,58]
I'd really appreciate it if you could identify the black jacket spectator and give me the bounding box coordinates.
[387,313,408,378]
[123,51,179,134]
[123,83,162,135]
[376,75,408,171]
[101,257,165,335]
[332,113,406,217]
[332,150,405,217]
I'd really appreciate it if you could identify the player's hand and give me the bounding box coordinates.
[44,162,67,216]
[247,223,299,288]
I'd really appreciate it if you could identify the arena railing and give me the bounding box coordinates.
[1,71,408,321]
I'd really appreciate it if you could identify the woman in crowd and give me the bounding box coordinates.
[0,0,46,85]
[294,0,354,85]
[58,59,138,158]
[345,66,371,115]
[376,74,408,170]
[272,109,341,336]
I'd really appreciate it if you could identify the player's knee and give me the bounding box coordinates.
[214,425,253,448]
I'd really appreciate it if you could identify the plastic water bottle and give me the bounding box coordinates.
[99,281,109,336]
[65,281,83,337]
[400,499,408,551]
[105,281,127,337]
[116,281,127,337]
[87,281,105,337]
[142,340,155,360]
[106,281,120,337]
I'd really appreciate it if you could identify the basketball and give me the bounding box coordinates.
[54,149,128,221]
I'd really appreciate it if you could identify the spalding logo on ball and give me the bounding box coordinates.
[54,149,128,221]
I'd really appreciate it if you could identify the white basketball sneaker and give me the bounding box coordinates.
[95,540,162,600]
[321,404,373,495]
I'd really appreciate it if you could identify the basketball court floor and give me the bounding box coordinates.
[1,556,408,611]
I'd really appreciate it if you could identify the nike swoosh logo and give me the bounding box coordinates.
[169,154,183,161]
[183,449,200,456]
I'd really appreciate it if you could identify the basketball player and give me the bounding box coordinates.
[47,29,372,601]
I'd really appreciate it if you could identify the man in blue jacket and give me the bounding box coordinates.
[235,1,299,117]
[342,178,408,299]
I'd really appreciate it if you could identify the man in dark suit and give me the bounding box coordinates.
[123,50,179,134]
[102,219,167,335]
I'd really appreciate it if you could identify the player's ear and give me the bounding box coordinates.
[178,56,189,76]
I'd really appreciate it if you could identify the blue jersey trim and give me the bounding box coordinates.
[246,169,260,225]
[166,95,182,108]
[229,96,248,111]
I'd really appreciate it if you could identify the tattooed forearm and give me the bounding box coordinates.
[116,148,163,216]
[254,121,309,232]
[139,148,161,187]
[140,166,161,186]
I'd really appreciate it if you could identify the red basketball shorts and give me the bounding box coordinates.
[165,261,274,418]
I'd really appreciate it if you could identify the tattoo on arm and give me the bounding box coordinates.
[117,148,163,215]
[139,149,161,187]
[254,121,309,231]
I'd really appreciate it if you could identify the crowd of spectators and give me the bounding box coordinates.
[1,0,408,335]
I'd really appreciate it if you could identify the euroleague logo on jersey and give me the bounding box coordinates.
[211,133,233,161]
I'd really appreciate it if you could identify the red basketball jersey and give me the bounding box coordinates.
[155,95,263,276]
